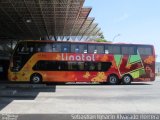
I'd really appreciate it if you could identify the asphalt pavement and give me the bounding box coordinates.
[0,77,160,114]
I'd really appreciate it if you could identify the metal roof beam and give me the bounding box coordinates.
[53,1,57,41]
[62,0,72,41]
[68,0,84,41]
[37,0,50,40]
[75,7,92,41]
[79,19,94,41]
[0,0,103,41]
[8,0,36,38]
[85,24,98,41]
[24,0,42,38]
[0,3,26,37]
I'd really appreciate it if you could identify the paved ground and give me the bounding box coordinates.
[0,77,160,114]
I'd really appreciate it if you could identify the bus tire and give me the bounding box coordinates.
[107,74,119,85]
[122,74,132,85]
[30,73,42,84]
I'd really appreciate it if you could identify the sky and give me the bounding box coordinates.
[84,0,160,62]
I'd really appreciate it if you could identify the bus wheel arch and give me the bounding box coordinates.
[122,74,133,85]
[30,73,42,84]
[107,74,120,85]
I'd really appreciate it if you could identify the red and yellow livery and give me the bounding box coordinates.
[8,40,155,84]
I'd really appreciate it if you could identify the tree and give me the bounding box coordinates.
[95,38,107,42]
[95,34,108,42]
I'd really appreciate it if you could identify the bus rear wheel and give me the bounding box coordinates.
[30,73,42,84]
[107,74,119,85]
[122,75,132,85]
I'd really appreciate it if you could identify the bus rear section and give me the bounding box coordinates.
[134,45,155,82]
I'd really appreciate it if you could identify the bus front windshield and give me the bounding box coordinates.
[11,42,35,72]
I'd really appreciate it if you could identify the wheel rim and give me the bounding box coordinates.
[32,76,40,83]
[124,76,131,83]
[109,76,117,84]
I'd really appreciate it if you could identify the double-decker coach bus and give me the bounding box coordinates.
[8,40,155,84]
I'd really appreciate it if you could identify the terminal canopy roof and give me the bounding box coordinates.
[0,0,103,41]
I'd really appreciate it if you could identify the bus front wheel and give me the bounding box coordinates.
[107,74,119,85]
[122,75,132,85]
[30,73,42,84]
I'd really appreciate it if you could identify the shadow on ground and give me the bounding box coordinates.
[0,83,56,111]
[0,81,152,111]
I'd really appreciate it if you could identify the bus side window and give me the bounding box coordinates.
[52,44,57,52]
[89,62,96,70]
[30,47,34,52]
[75,48,79,53]
[96,45,104,54]
[121,46,136,55]
[79,44,87,53]
[97,63,102,71]
[27,42,36,53]
[42,43,53,52]
[33,61,47,71]
[71,44,79,53]
[68,62,78,70]
[105,45,109,54]
[18,43,29,54]
[121,46,128,54]
[78,62,84,70]
[88,44,95,54]
[108,45,121,54]
[35,43,42,52]
[138,46,153,55]
[71,44,88,53]
[61,43,70,53]
[21,46,28,52]
[53,43,61,52]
